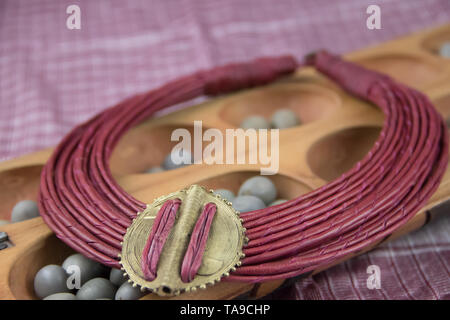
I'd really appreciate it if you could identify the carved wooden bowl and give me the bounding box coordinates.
[1,24,450,300]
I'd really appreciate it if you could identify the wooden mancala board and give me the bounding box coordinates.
[1,23,450,300]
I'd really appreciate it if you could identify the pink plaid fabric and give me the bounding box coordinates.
[1,0,449,299]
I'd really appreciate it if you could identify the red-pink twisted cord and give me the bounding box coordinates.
[180,203,217,283]
[38,51,447,284]
[141,198,181,281]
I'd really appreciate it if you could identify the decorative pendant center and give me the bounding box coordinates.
[119,185,247,296]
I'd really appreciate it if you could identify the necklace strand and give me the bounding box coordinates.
[38,51,448,282]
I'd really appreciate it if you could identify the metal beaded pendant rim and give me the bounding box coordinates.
[119,185,247,296]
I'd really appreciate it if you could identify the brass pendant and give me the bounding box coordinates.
[119,185,247,296]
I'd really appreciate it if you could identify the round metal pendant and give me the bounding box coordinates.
[119,185,247,296]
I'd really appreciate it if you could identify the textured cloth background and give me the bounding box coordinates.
[1,0,449,299]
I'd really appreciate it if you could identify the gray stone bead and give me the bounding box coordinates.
[109,268,127,287]
[115,282,146,300]
[269,199,288,206]
[238,176,277,205]
[439,42,450,58]
[146,166,165,173]
[270,109,300,129]
[43,293,76,300]
[232,195,266,213]
[163,149,193,170]
[11,200,40,222]
[76,278,117,300]
[0,231,8,242]
[34,265,70,299]
[240,116,270,129]
[214,189,235,202]
[62,253,108,285]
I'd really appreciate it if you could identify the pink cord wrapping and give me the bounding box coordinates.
[141,198,181,281]
[180,203,217,283]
